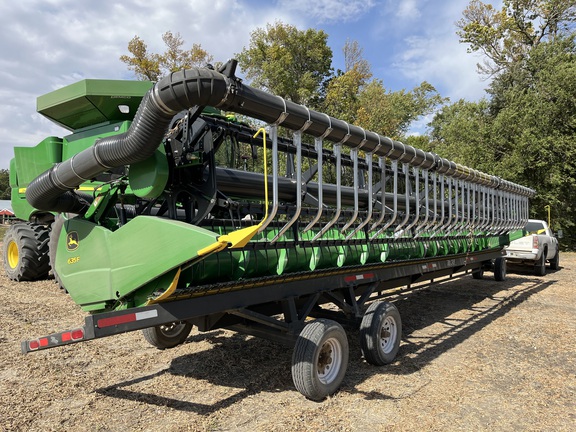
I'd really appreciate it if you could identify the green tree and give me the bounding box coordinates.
[120,36,161,81]
[0,169,10,200]
[428,98,497,172]
[431,36,576,246]
[323,40,372,123]
[457,0,576,75]
[120,31,213,81]
[356,80,446,139]
[488,36,576,238]
[236,22,332,104]
[323,40,445,139]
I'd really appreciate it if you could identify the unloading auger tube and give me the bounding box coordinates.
[26,59,534,227]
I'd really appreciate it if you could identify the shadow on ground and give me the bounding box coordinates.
[96,274,556,412]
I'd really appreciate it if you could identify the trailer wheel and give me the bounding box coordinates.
[360,301,402,366]
[2,223,50,281]
[472,268,484,279]
[493,257,507,281]
[549,251,560,270]
[292,319,349,401]
[142,321,193,349]
[534,252,546,276]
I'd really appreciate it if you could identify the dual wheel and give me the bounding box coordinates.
[292,301,401,401]
[141,302,402,401]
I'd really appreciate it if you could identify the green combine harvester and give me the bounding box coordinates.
[3,60,533,400]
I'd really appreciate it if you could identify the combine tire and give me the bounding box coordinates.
[494,257,507,281]
[292,319,349,401]
[549,251,560,270]
[2,223,50,281]
[48,215,67,290]
[360,301,402,366]
[534,252,546,276]
[142,322,193,349]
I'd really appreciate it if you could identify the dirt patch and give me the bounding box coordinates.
[1,249,574,431]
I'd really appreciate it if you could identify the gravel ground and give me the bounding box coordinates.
[0,247,574,431]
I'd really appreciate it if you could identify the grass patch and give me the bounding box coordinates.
[0,225,8,239]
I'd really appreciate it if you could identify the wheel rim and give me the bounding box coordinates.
[159,322,187,337]
[7,240,19,269]
[317,337,342,385]
[379,316,398,354]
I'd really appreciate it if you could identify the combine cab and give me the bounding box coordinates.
[3,61,533,400]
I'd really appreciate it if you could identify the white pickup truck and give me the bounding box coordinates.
[505,219,560,276]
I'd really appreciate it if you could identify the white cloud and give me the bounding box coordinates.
[395,34,488,102]
[396,0,421,19]
[0,0,497,170]
[0,0,294,168]
[278,0,376,24]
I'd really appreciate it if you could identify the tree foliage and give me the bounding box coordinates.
[457,0,576,75]
[120,31,213,81]
[431,35,576,246]
[322,40,372,123]
[0,169,9,200]
[323,41,445,138]
[236,22,332,105]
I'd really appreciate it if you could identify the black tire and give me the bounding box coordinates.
[472,268,484,280]
[48,214,68,290]
[494,257,507,281]
[292,319,349,401]
[534,252,546,276]
[360,301,402,366]
[2,223,50,281]
[142,321,193,349]
[549,250,560,270]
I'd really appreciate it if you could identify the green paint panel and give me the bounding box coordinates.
[56,216,220,311]
[128,149,169,199]
[62,121,131,160]
[13,137,62,186]
[37,79,153,131]
[10,189,36,223]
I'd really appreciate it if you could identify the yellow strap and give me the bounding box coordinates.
[197,127,270,255]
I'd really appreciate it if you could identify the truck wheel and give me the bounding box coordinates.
[549,251,560,270]
[142,321,193,349]
[494,257,507,281]
[360,301,401,366]
[292,318,349,401]
[534,253,546,276]
[2,223,50,281]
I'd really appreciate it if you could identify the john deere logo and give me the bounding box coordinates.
[66,232,79,251]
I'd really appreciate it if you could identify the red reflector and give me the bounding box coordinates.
[39,338,49,347]
[29,340,40,350]
[61,332,72,342]
[71,329,84,340]
[97,313,137,328]
[345,273,375,283]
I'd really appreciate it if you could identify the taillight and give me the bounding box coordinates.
[532,236,539,249]
[61,328,84,342]
[28,338,48,350]
[71,329,84,340]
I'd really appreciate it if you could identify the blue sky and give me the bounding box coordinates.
[0,0,500,169]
